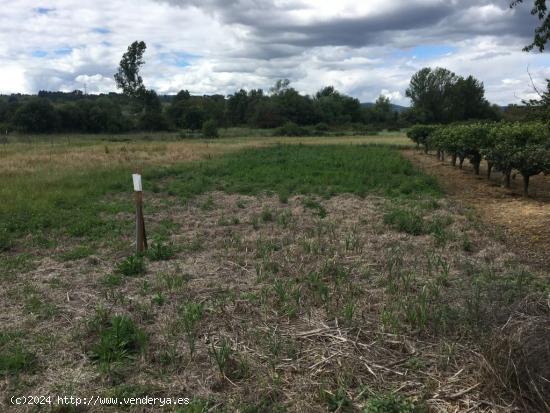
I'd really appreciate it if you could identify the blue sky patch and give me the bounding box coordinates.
[34,7,54,15]
[32,50,47,58]
[54,47,72,56]
[411,45,455,58]
[393,44,456,59]
[159,51,198,68]
[92,27,111,34]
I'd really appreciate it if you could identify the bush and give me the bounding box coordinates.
[274,121,310,137]
[202,119,219,138]
[13,98,58,133]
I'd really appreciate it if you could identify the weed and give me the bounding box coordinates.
[277,209,292,228]
[208,337,248,382]
[182,236,204,252]
[261,206,274,222]
[116,255,146,276]
[59,245,94,261]
[461,234,474,252]
[363,393,427,413]
[323,388,353,412]
[303,197,327,218]
[160,272,190,291]
[24,293,58,320]
[175,399,212,413]
[209,337,232,380]
[0,331,37,375]
[251,215,260,230]
[278,190,289,204]
[180,302,204,356]
[201,196,215,211]
[89,315,147,372]
[383,208,425,235]
[342,300,356,325]
[147,240,175,261]
[0,226,13,251]
[152,292,166,306]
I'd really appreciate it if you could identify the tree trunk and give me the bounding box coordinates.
[523,175,529,197]
[451,154,457,167]
[423,145,428,154]
[487,162,493,180]
[504,172,511,188]
[459,157,464,169]
[473,161,480,175]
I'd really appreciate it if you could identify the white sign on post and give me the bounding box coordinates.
[132,174,142,192]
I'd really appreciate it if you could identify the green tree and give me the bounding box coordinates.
[511,0,550,51]
[406,68,494,123]
[114,41,147,99]
[13,98,58,133]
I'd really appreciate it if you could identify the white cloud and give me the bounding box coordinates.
[0,0,547,105]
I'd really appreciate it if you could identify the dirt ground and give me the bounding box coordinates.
[403,150,550,269]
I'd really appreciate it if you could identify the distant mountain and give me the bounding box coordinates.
[361,102,409,113]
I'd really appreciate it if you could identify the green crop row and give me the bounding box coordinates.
[407,123,550,196]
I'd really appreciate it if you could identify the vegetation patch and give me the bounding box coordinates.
[0,331,37,375]
[157,145,441,201]
[89,315,147,372]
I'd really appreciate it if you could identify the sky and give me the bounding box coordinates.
[0,0,549,105]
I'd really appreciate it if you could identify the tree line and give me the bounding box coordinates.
[0,40,516,135]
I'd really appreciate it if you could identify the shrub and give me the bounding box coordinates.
[314,122,329,132]
[202,119,219,138]
[274,121,310,137]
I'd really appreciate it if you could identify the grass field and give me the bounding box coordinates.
[0,133,548,412]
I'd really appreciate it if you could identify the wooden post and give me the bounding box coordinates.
[133,174,147,253]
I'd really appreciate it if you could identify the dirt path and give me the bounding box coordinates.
[403,149,550,269]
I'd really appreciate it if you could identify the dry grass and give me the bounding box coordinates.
[1,189,546,412]
[0,134,410,176]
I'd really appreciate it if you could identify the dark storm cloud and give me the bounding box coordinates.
[157,0,538,54]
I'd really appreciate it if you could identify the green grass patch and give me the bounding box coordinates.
[58,245,95,262]
[0,144,439,247]
[0,331,37,375]
[152,145,441,201]
[363,393,427,413]
[89,315,147,371]
[383,208,426,235]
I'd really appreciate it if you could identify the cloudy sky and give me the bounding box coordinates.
[0,0,549,105]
